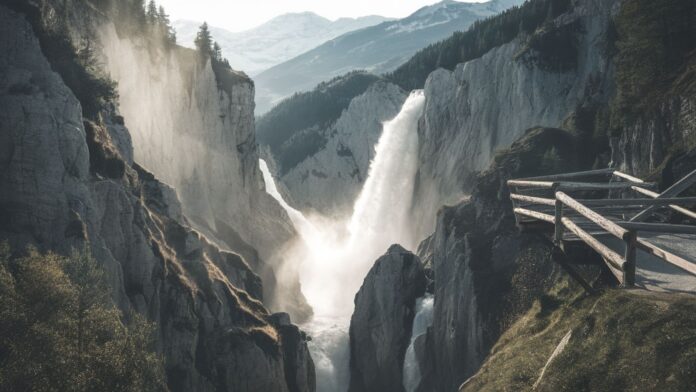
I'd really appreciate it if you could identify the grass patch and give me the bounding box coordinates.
[461,289,696,392]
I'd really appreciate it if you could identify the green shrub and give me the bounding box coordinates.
[0,244,168,392]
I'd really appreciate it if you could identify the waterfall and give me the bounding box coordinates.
[403,294,434,392]
[261,90,426,392]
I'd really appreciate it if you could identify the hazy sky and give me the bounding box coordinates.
[157,0,487,32]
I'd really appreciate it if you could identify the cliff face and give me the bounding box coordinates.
[0,3,314,391]
[412,0,617,233]
[415,128,584,392]
[276,81,407,215]
[97,23,295,263]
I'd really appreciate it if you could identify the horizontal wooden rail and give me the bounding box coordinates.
[561,217,625,280]
[514,208,555,223]
[636,239,696,277]
[518,168,615,181]
[507,180,555,188]
[510,194,556,206]
[509,180,657,192]
[631,186,696,220]
[612,171,646,184]
[557,182,656,191]
[556,192,631,241]
[617,222,696,234]
[576,197,696,207]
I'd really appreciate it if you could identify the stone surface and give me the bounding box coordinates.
[0,5,315,391]
[412,0,617,237]
[348,245,427,392]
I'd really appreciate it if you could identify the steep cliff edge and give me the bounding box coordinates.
[0,3,314,391]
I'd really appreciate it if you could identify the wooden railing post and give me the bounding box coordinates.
[623,230,637,287]
[554,198,564,245]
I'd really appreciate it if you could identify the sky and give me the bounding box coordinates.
[157,0,487,32]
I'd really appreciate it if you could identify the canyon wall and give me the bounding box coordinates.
[0,2,315,391]
[412,0,617,233]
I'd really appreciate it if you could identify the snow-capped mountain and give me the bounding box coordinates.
[174,13,390,76]
[254,0,524,114]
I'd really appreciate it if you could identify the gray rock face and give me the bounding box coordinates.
[611,96,696,176]
[97,23,295,264]
[95,15,313,320]
[415,128,579,392]
[413,0,617,236]
[348,245,427,392]
[277,81,407,216]
[0,5,314,391]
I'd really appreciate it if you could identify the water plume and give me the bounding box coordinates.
[261,91,426,391]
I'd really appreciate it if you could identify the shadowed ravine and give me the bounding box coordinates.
[260,91,425,392]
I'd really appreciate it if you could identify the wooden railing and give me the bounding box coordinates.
[507,168,696,287]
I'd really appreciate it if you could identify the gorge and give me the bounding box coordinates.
[1,0,695,391]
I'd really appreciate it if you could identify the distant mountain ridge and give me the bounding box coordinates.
[174,13,391,76]
[253,0,524,114]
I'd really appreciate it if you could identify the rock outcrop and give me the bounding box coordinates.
[276,81,407,216]
[348,245,427,392]
[0,4,314,391]
[414,128,583,392]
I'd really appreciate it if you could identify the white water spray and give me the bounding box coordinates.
[403,294,434,391]
[261,91,425,391]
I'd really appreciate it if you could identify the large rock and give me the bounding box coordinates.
[348,245,427,392]
[0,5,315,391]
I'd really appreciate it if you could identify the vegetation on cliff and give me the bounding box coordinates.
[256,71,382,174]
[0,245,168,391]
[386,0,573,90]
[461,286,696,392]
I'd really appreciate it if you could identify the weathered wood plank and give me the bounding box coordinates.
[631,186,696,220]
[557,182,656,192]
[556,192,631,241]
[561,217,626,272]
[636,239,696,277]
[617,222,696,234]
[575,197,696,206]
[514,208,555,223]
[552,247,596,294]
[507,180,555,188]
[632,169,696,222]
[612,171,646,184]
[623,231,637,287]
[555,199,564,244]
[518,168,615,181]
[510,193,556,206]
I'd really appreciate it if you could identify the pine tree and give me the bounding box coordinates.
[194,22,213,58]
[212,42,222,61]
[157,5,177,45]
[146,0,158,24]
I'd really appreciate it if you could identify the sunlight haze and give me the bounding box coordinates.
[157,0,488,31]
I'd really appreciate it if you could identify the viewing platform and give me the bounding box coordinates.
[507,168,696,293]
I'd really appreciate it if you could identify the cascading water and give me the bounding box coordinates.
[403,294,435,392]
[260,90,426,391]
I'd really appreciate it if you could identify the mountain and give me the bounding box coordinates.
[174,13,391,76]
[253,0,524,113]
